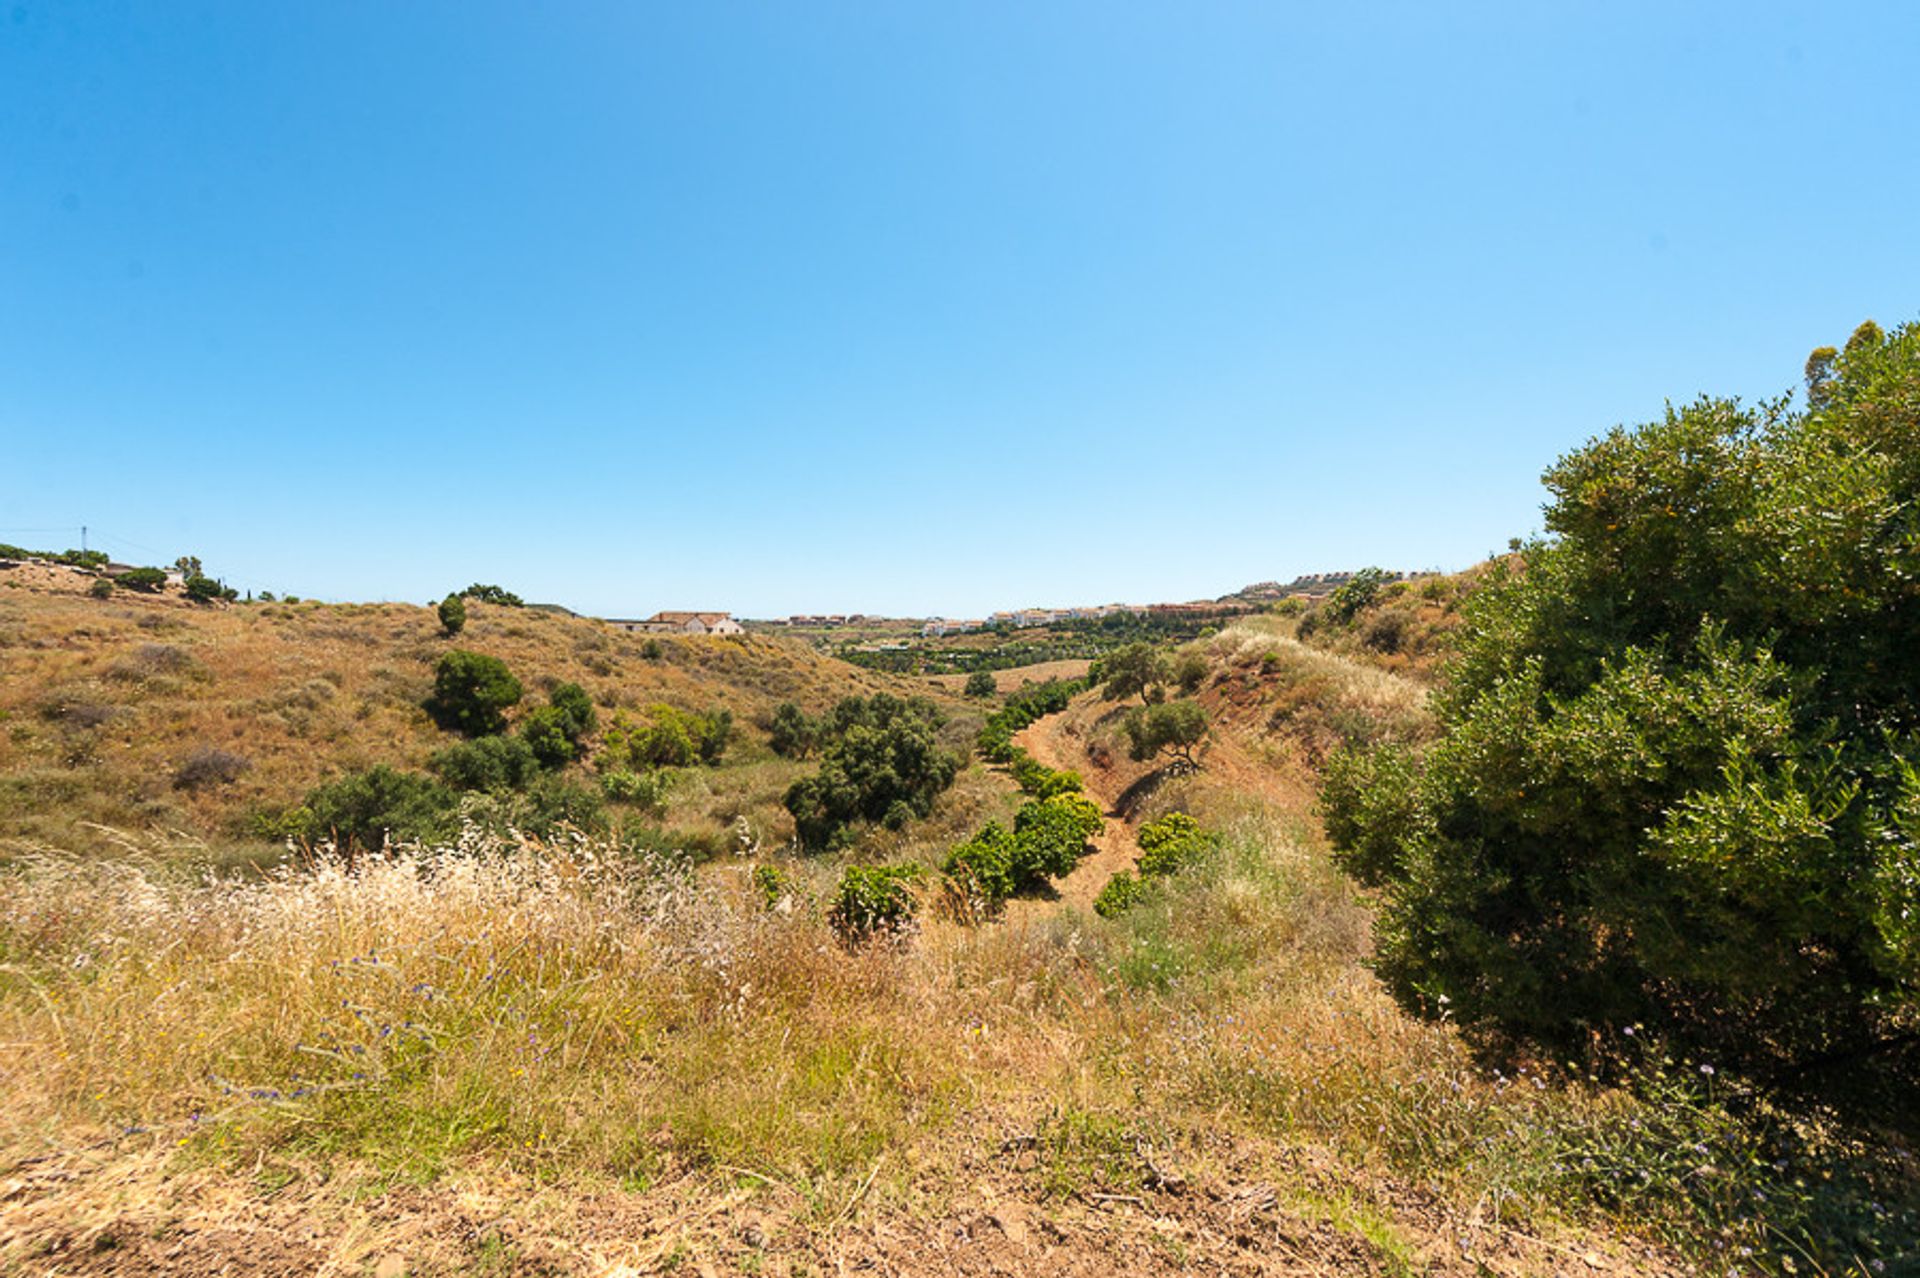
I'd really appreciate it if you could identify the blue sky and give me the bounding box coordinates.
[3,3,1916,617]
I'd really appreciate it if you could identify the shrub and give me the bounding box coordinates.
[1094,871,1146,918]
[768,702,817,759]
[520,682,597,767]
[1135,811,1216,877]
[172,746,251,791]
[303,765,457,852]
[430,734,538,791]
[1321,318,1920,1107]
[599,767,673,812]
[752,863,799,909]
[640,638,664,660]
[1173,650,1208,695]
[1009,749,1083,797]
[462,583,523,607]
[1010,798,1094,883]
[976,678,1084,761]
[115,566,167,592]
[437,594,467,636]
[943,823,1018,902]
[1325,567,1390,624]
[1121,700,1209,770]
[964,671,998,698]
[87,579,113,600]
[1092,643,1170,704]
[784,695,959,850]
[424,649,523,736]
[183,574,236,604]
[605,704,729,770]
[828,863,922,943]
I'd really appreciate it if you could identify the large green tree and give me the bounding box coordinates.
[1323,320,1920,1102]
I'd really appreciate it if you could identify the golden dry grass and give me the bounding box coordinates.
[0,572,945,859]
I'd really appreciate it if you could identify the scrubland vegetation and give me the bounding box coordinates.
[4,322,1919,1274]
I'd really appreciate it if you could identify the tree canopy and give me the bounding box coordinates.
[1323,319,1920,1107]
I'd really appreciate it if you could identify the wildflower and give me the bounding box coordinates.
[1700,1063,1716,1077]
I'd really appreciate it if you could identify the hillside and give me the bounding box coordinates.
[0,563,953,861]
[1,564,1904,1274]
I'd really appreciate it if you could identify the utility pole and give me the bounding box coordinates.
[80,526,87,554]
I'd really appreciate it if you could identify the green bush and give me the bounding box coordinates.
[1122,700,1209,770]
[115,566,167,591]
[520,682,597,767]
[424,649,523,736]
[303,765,457,852]
[1010,798,1093,883]
[462,583,523,607]
[828,863,922,943]
[1008,749,1084,797]
[1325,567,1390,624]
[1173,650,1209,694]
[1092,643,1170,704]
[604,704,729,770]
[1322,319,1920,1106]
[437,594,467,636]
[752,863,799,909]
[1093,871,1146,918]
[976,678,1084,761]
[599,766,673,812]
[964,670,998,698]
[87,578,113,600]
[183,574,236,604]
[429,734,538,791]
[768,702,817,758]
[1135,811,1217,877]
[784,695,959,850]
[943,823,1018,902]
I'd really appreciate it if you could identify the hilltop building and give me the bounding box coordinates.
[607,611,743,636]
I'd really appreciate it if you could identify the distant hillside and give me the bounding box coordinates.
[0,563,951,859]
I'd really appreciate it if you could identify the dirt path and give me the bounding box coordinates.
[1007,705,1145,914]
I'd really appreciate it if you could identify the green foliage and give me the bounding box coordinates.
[115,566,167,591]
[1092,642,1170,704]
[519,707,578,768]
[437,594,467,636]
[1172,650,1209,694]
[603,704,730,770]
[430,734,538,792]
[1009,797,1096,882]
[767,702,817,759]
[1322,319,1920,1106]
[963,670,999,698]
[1325,567,1390,624]
[1008,749,1083,797]
[752,863,799,909]
[462,583,524,607]
[599,766,673,813]
[424,650,524,736]
[784,695,959,850]
[1135,811,1218,877]
[976,678,1084,762]
[943,823,1018,903]
[521,682,598,768]
[640,638,664,660]
[183,574,236,604]
[303,765,457,852]
[87,578,114,600]
[827,863,922,943]
[1093,871,1146,918]
[944,795,1101,909]
[1121,700,1209,769]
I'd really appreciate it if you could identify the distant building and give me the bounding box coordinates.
[607,611,744,636]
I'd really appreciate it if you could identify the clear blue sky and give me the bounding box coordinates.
[4,3,1915,618]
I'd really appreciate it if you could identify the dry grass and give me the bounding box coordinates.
[0,577,941,860]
